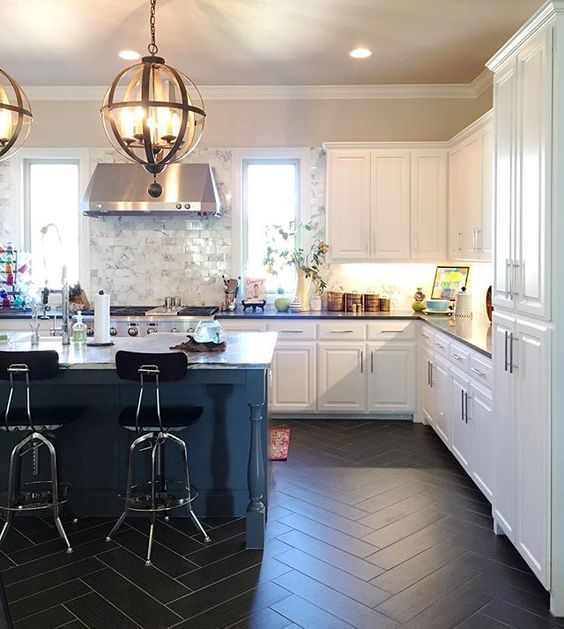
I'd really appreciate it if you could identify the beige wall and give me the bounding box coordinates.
[27,89,493,148]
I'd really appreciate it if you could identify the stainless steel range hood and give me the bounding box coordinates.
[81,163,220,216]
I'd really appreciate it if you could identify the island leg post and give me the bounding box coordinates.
[246,370,267,549]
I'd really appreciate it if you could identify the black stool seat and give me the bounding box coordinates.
[1,406,83,430]
[119,405,203,429]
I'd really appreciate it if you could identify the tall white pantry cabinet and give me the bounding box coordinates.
[487,0,564,613]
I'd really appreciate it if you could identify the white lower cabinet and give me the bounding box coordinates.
[419,328,495,510]
[470,381,494,502]
[433,356,451,447]
[317,342,366,412]
[492,311,551,587]
[270,343,316,413]
[450,367,471,473]
[368,342,415,413]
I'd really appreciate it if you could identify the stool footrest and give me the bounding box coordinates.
[0,480,70,512]
[120,481,198,512]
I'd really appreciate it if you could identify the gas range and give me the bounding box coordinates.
[76,305,218,338]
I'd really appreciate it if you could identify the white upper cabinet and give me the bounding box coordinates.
[327,150,371,261]
[447,113,493,262]
[325,144,447,262]
[370,150,411,259]
[411,150,447,260]
[490,29,551,320]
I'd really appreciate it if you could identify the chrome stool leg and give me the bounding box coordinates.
[172,433,210,543]
[0,438,24,546]
[146,512,156,567]
[43,433,72,553]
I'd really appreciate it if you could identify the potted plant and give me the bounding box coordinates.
[263,220,329,311]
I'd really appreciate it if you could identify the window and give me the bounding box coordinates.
[242,158,300,292]
[23,159,80,288]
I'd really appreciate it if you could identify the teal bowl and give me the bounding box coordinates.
[426,299,450,312]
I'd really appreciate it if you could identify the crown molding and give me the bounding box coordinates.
[470,69,493,97]
[487,0,564,71]
[23,77,491,102]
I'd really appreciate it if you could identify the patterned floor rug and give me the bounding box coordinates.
[269,426,290,460]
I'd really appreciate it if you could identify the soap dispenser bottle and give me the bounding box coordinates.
[72,311,87,346]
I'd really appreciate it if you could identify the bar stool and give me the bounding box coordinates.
[106,350,210,566]
[0,350,77,553]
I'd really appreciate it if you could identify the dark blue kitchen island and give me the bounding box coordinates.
[0,332,276,549]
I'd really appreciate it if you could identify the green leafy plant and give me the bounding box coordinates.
[263,220,329,294]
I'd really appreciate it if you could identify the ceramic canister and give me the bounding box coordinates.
[454,288,472,317]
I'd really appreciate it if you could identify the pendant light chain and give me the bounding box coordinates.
[148,0,158,55]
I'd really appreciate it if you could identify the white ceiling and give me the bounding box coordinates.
[0,0,545,87]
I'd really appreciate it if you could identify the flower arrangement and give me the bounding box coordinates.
[263,220,329,294]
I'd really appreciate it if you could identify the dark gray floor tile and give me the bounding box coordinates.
[65,591,141,629]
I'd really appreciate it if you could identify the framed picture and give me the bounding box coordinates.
[243,277,267,303]
[431,266,470,300]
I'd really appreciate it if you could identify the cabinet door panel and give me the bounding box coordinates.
[370,151,411,259]
[270,343,316,413]
[420,349,435,426]
[515,30,551,319]
[470,383,494,502]
[433,357,451,447]
[368,343,415,413]
[462,135,483,260]
[448,146,464,259]
[515,318,550,586]
[492,312,516,539]
[480,124,493,261]
[492,62,516,309]
[411,150,447,260]
[327,151,371,261]
[450,370,471,473]
[317,343,366,412]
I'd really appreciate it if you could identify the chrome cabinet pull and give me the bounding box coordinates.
[464,391,469,423]
[461,390,465,422]
[427,360,430,386]
[371,350,374,374]
[470,367,485,378]
[476,229,482,251]
[281,330,304,334]
[509,332,514,374]
[505,259,511,299]
[430,363,433,388]
[360,351,364,374]
[472,229,477,252]
[436,342,445,350]
[503,330,509,371]
[331,329,354,334]
[381,329,403,334]
[457,232,462,251]
[450,352,462,361]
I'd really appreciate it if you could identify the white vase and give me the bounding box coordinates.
[295,269,311,311]
[310,295,322,311]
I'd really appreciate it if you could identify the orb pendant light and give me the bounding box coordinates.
[0,68,32,162]
[101,0,206,197]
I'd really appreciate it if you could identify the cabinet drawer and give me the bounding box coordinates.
[433,333,449,356]
[367,320,416,341]
[219,319,267,333]
[267,321,316,340]
[317,322,366,340]
[448,341,470,370]
[469,353,493,389]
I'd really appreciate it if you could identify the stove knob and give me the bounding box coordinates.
[147,326,158,334]
[110,327,118,336]
[128,326,138,337]
[171,327,179,333]
[184,203,191,209]
[176,203,182,210]
[86,327,95,337]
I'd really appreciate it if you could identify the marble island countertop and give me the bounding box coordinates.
[0,332,278,370]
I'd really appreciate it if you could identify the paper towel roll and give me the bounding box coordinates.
[94,291,110,344]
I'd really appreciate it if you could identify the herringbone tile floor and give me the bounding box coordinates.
[1,420,561,628]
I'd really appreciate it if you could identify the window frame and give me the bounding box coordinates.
[10,148,90,292]
[232,148,311,286]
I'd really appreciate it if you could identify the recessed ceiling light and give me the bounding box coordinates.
[118,50,141,61]
[350,47,372,59]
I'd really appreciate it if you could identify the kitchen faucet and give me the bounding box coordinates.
[47,265,71,346]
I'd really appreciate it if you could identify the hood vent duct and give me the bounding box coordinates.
[81,163,220,216]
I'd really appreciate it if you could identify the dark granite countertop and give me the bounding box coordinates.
[216,308,492,357]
